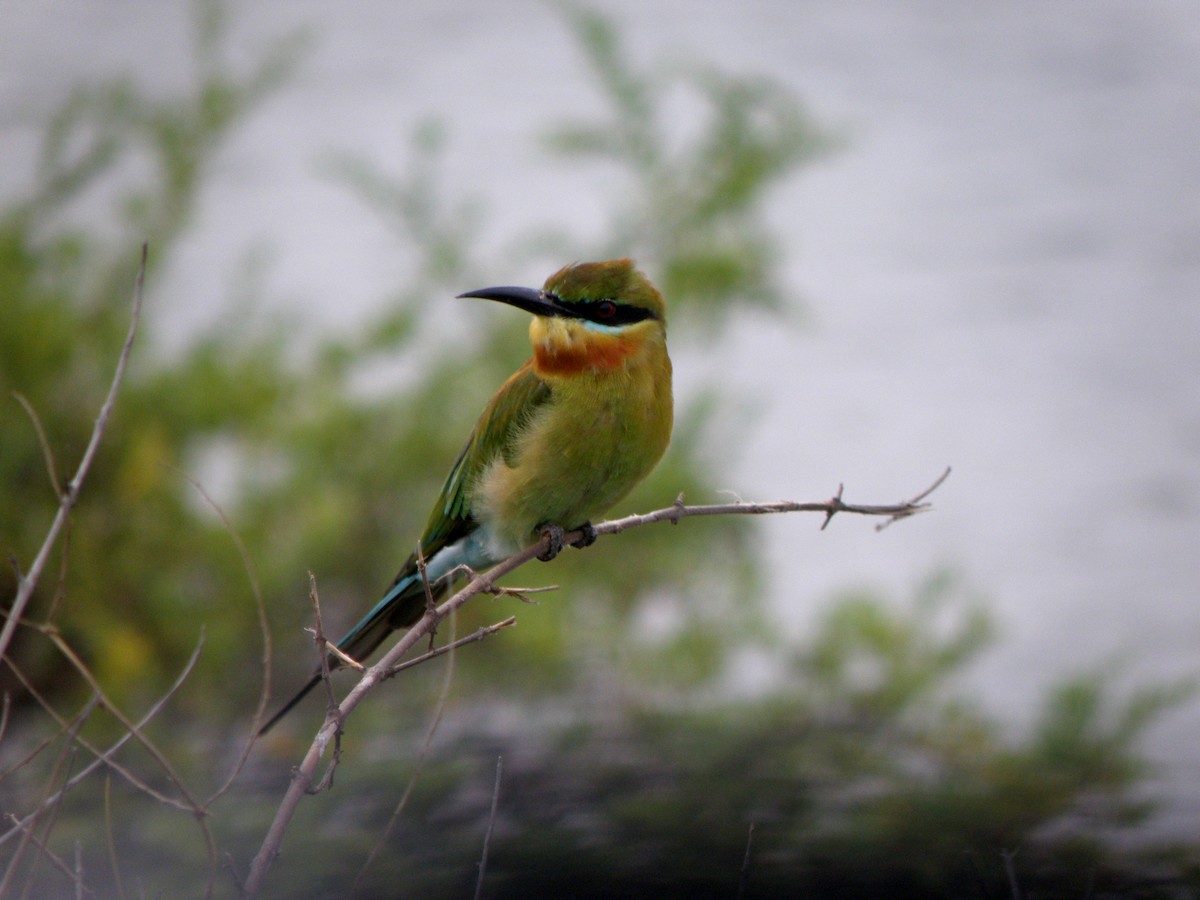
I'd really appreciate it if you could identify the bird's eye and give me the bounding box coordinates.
[594,301,617,319]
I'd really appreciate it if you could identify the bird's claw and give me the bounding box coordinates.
[570,521,597,549]
[537,524,565,561]
[538,522,597,560]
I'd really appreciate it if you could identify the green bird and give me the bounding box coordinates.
[261,259,673,732]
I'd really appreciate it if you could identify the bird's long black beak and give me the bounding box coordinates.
[457,285,575,318]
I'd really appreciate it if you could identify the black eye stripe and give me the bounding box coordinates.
[556,297,657,325]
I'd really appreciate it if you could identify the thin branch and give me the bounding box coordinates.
[385,617,516,678]
[0,681,93,785]
[1003,848,1022,900]
[0,637,205,849]
[176,469,274,807]
[1,704,91,896]
[416,540,438,651]
[105,777,128,900]
[307,575,343,795]
[2,811,81,895]
[588,466,952,540]
[244,469,949,894]
[0,693,10,748]
[246,542,546,894]
[308,574,340,714]
[474,755,503,900]
[350,608,462,897]
[12,393,63,496]
[73,838,85,900]
[325,642,365,672]
[737,822,756,899]
[0,245,147,665]
[46,632,210,818]
[4,659,181,809]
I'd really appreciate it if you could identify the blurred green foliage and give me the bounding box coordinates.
[1,3,1195,897]
[540,3,832,319]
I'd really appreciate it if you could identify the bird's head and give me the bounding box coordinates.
[458,259,668,377]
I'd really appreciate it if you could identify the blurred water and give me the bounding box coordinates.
[3,0,1199,831]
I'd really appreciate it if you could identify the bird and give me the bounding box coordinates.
[260,258,673,733]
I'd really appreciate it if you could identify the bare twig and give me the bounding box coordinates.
[46,633,209,814]
[588,466,951,541]
[350,608,462,897]
[1,245,147,665]
[4,660,180,810]
[73,839,84,900]
[385,617,516,678]
[1002,848,1022,900]
[737,822,756,899]
[0,638,205,849]
[416,540,438,651]
[874,465,952,531]
[306,573,341,718]
[2,811,82,894]
[325,642,365,672]
[176,470,275,808]
[474,755,503,900]
[306,574,344,795]
[245,542,547,894]
[1,710,89,895]
[12,393,63,496]
[104,777,128,900]
[244,470,949,894]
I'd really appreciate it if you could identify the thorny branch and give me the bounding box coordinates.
[243,467,949,895]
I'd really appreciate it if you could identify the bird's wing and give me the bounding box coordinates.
[260,361,553,734]
[414,358,551,560]
[337,361,549,660]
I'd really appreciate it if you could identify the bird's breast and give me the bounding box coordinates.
[472,339,672,549]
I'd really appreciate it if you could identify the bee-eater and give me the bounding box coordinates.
[260,259,672,733]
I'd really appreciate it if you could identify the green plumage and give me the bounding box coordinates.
[261,259,672,733]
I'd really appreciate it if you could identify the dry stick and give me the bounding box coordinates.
[349,607,463,897]
[2,706,91,895]
[0,694,94,891]
[73,839,84,900]
[36,743,83,893]
[5,658,183,810]
[12,393,63,501]
[104,777,128,900]
[42,633,220,899]
[3,812,80,893]
[474,756,503,900]
[47,634,210,815]
[0,245,147,666]
[1003,848,1022,900]
[0,694,10,751]
[0,672,91,784]
[737,822,756,900]
[306,576,344,796]
[246,538,553,895]
[243,468,950,895]
[309,575,342,703]
[386,617,516,678]
[0,639,205,849]
[178,470,275,806]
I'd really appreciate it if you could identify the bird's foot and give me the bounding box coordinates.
[537,524,565,561]
[537,522,597,560]
[570,521,597,549]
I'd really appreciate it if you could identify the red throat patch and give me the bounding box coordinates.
[533,332,638,376]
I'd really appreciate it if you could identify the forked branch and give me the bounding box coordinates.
[243,467,950,895]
